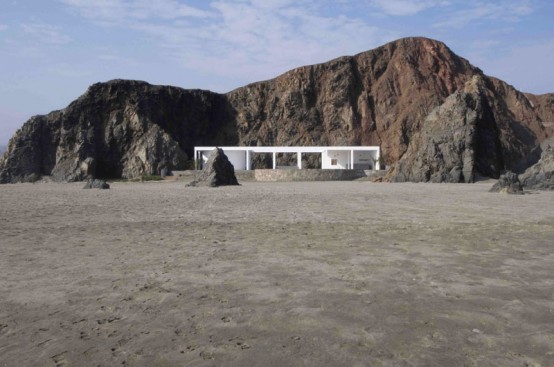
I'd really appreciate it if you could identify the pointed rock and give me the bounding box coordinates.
[386,77,493,183]
[187,148,239,187]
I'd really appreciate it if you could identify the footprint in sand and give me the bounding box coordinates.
[51,352,69,367]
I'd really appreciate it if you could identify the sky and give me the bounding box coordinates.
[1,0,553,145]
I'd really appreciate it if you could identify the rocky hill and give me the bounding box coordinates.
[1,37,553,183]
[0,81,236,182]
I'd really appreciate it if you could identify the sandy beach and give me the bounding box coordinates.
[1,180,553,367]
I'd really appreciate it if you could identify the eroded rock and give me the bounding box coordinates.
[0,80,232,183]
[187,148,239,187]
[489,171,523,194]
[519,147,554,190]
[83,179,110,189]
[386,76,501,183]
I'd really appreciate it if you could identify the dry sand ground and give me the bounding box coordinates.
[0,180,553,367]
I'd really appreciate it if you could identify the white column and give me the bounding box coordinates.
[272,151,276,169]
[350,150,354,170]
[297,151,302,169]
[246,150,251,170]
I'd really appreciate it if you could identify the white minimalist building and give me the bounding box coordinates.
[194,146,380,170]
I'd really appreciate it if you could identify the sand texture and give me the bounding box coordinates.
[1,180,553,366]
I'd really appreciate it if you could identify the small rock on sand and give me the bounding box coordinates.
[489,171,523,194]
[83,179,110,189]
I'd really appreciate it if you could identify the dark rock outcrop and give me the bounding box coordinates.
[0,80,236,183]
[519,147,554,190]
[1,37,553,183]
[489,171,523,194]
[385,76,511,182]
[386,76,483,182]
[187,148,239,187]
[83,179,110,189]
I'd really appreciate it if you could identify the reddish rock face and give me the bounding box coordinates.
[228,38,477,163]
[1,37,553,182]
[227,37,553,178]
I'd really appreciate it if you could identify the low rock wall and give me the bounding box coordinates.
[177,169,386,182]
[253,169,369,182]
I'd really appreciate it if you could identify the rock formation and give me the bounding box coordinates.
[1,37,553,183]
[489,171,523,194]
[83,179,110,189]
[187,148,239,187]
[519,147,554,190]
[386,76,507,182]
[226,38,552,179]
[0,81,236,183]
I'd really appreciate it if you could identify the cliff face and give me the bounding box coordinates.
[227,38,553,181]
[0,80,236,182]
[1,37,553,183]
[228,38,478,163]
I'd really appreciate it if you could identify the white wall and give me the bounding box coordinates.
[224,150,246,170]
[201,152,210,169]
[197,147,379,170]
[322,150,350,169]
[201,150,246,170]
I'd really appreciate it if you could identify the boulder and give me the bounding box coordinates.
[386,77,497,183]
[187,148,239,187]
[519,147,554,190]
[83,179,110,189]
[489,171,523,194]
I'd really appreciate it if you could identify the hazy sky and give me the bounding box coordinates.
[1,0,553,145]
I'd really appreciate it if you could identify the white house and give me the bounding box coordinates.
[194,146,380,170]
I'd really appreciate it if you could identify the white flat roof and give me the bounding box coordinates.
[195,146,379,153]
